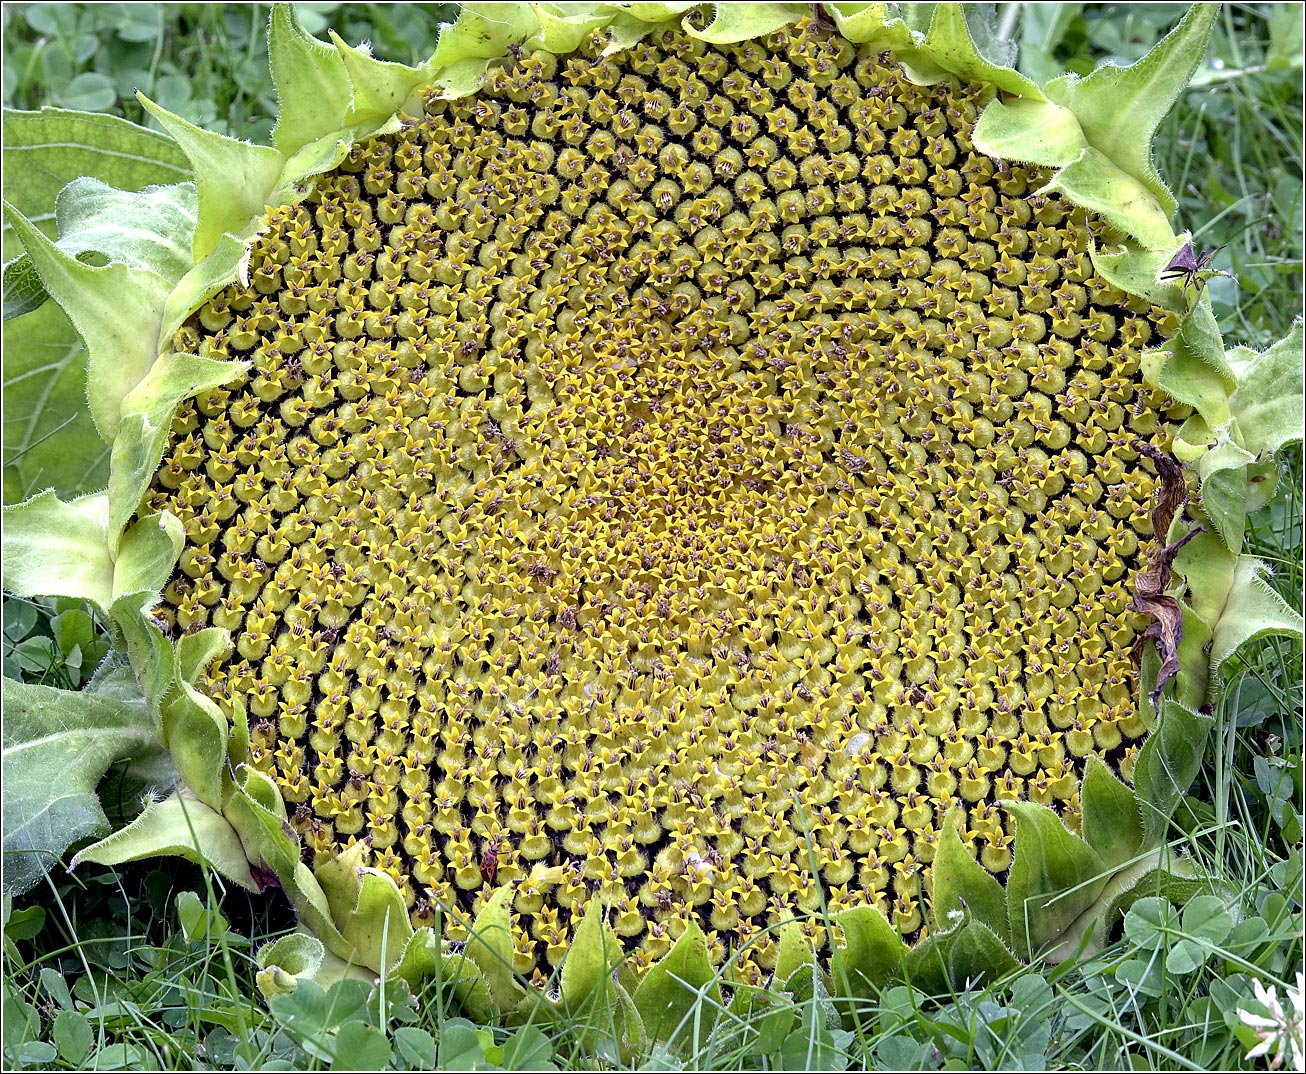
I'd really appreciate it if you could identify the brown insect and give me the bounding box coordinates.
[1160,242,1235,293]
[479,841,499,885]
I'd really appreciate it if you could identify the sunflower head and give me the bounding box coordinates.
[3,0,1302,1045]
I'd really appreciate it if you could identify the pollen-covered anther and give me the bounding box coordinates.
[149,16,1188,986]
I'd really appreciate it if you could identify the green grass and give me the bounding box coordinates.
[3,3,1303,1071]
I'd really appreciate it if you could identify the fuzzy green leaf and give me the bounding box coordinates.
[1173,602,1213,713]
[1174,529,1236,631]
[47,178,195,280]
[73,787,255,890]
[931,806,1010,941]
[111,590,175,714]
[1,490,111,612]
[1041,149,1176,251]
[1080,756,1144,871]
[532,7,622,54]
[1197,438,1260,549]
[823,3,916,54]
[632,920,721,1050]
[316,839,370,926]
[227,775,347,956]
[561,898,619,1011]
[340,870,415,974]
[909,4,1042,99]
[269,5,353,156]
[1133,700,1214,847]
[3,202,171,443]
[1228,322,1304,458]
[684,3,807,44]
[163,233,251,343]
[1091,241,1186,311]
[1043,4,1218,219]
[0,107,189,269]
[108,352,248,547]
[972,96,1086,168]
[431,4,541,96]
[1004,801,1108,961]
[1,300,106,503]
[1,677,165,895]
[2,254,47,321]
[387,929,445,993]
[327,32,428,125]
[901,914,1021,995]
[609,979,649,1066]
[5,176,195,326]
[1155,301,1236,428]
[1210,557,1304,669]
[159,629,231,811]
[256,932,326,997]
[137,95,285,263]
[775,920,815,987]
[829,903,907,1000]
[113,512,184,603]
[461,886,528,1015]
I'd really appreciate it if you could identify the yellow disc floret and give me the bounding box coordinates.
[147,20,1184,984]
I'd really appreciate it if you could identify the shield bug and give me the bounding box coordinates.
[1160,242,1235,293]
[480,841,500,885]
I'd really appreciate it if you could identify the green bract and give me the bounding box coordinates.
[1,1,1301,1048]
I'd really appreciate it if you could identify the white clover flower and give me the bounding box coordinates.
[1238,972,1305,1070]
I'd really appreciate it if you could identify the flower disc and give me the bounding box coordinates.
[148,20,1184,982]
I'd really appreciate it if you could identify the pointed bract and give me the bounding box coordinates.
[1042,4,1218,219]
[4,202,170,442]
[138,95,285,263]
[269,5,353,155]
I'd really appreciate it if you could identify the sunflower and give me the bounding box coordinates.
[2,0,1301,1043]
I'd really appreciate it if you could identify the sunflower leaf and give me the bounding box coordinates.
[1133,699,1214,847]
[2,203,172,443]
[1,300,107,502]
[684,3,807,44]
[0,490,112,612]
[631,920,720,1050]
[461,886,528,1016]
[0,107,189,271]
[1080,757,1144,871]
[1041,148,1177,250]
[829,903,907,1001]
[1156,300,1237,429]
[328,31,429,125]
[1210,557,1305,669]
[901,912,1021,996]
[1042,4,1219,219]
[931,807,1010,941]
[1228,322,1304,458]
[561,898,618,1011]
[136,94,285,263]
[774,920,814,988]
[256,932,326,997]
[971,96,1086,168]
[108,352,248,547]
[269,5,353,156]
[72,786,256,890]
[1,677,166,896]
[1004,801,1108,961]
[911,3,1042,98]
